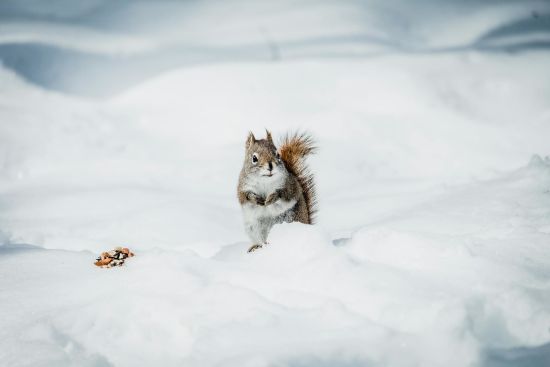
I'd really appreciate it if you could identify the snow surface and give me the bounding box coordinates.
[1,1,550,366]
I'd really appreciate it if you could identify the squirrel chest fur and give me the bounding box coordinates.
[237,130,317,252]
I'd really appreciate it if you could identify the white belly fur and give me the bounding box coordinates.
[241,171,285,198]
[241,173,296,244]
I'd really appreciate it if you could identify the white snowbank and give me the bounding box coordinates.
[2,157,550,366]
[1,1,550,366]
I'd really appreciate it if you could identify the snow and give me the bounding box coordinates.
[1,1,550,366]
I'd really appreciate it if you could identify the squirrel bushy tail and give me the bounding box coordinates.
[279,132,317,223]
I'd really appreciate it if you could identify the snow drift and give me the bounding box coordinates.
[1,1,550,366]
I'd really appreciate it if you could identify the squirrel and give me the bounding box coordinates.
[237,130,317,252]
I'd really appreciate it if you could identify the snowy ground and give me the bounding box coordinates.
[1,1,550,366]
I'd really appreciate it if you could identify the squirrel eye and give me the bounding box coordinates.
[276,152,281,160]
[252,153,258,164]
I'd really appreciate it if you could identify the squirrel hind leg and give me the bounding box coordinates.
[245,216,272,241]
[293,196,311,224]
[246,222,270,253]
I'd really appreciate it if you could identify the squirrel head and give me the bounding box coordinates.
[243,130,285,178]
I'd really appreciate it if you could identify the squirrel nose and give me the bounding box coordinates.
[268,162,273,171]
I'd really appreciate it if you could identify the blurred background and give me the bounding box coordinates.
[0,0,549,251]
[1,0,549,251]
[1,0,549,96]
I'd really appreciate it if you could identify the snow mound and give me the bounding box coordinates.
[1,2,550,365]
[2,159,550,366]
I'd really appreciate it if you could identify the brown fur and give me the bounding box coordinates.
[278,132,317,223]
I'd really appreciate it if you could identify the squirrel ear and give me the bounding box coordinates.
[265,129,273,144]
[246,132,256,149]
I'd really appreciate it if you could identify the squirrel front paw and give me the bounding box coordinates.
[247,192,265,206]
[265,191,281,205]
